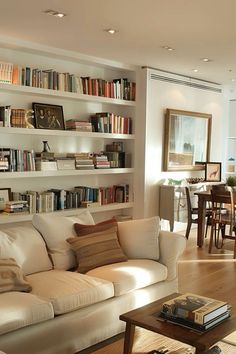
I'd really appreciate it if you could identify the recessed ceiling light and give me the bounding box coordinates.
[43,9,66,18]
[105,29,118,35]
[162,46,175,51]
[193,69,199,72]
[232,79,235,82]
[201,58,212,62]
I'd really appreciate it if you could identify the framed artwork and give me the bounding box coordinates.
[33,103,65,130]
[0,188,11,211]
[163,109,212,171]
[205,162,222,182]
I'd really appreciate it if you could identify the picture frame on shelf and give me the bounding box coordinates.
[205,162,222,182]
[0,188,11,211]
[33,103,65,130]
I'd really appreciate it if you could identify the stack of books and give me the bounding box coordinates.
[93,154,110,169]
[157,293,230,332]
[67,152,94,170]
[3,200,29,215]
[65,120,92,132]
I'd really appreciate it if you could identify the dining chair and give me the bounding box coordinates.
[185,186,211,239]
[208,186,236,258]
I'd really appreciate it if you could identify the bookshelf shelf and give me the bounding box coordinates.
[0,127,135,139]
[0,202,134,224]
[0,83,136,107]
[0,168,134,179]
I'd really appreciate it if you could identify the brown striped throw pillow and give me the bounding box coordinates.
[74,218,116,236]
[0,258,32,293]
[67,222,128,273]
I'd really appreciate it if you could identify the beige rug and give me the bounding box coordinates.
[90,328,236,354]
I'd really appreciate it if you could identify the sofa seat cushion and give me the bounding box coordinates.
[87,259,167,296]
[0,292,54,335]
[27,270,114,315]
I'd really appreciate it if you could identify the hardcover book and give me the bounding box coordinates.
[158,310,230,333]
[161,293,228,325]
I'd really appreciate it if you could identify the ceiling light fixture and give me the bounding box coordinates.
[193,69,199,72]
[43,9,66,18]
[105,29,118,35]
[201,58,212,62]
[162,46,175,51]
[232,79,235,82]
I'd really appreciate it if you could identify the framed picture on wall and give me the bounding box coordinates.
[163,109,212,171]
[205,162,222,182]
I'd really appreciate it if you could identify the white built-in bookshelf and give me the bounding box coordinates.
[0,36,137,223]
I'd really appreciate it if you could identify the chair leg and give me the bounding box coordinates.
[185,221,192,239]
[234,236,236,259]
[208,223,215,254]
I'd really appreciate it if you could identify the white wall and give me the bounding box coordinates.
[138,67,228,218]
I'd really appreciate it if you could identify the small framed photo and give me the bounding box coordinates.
[33,103,65,130]
[205,162,222,182]
[0,188,11,211]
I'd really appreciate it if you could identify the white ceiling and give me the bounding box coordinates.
[1,0,236,86]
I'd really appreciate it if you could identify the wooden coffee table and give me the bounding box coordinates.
[120,293,236,354]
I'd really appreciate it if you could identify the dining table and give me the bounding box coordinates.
[194,190,212,247]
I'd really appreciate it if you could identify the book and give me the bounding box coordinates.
[158,310,230,332]
[161,293,228,324]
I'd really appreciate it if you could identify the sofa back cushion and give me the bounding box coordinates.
[117,216,160,260]
[32,210,95,270]
[0,258,32,293]
[0,225,52,275]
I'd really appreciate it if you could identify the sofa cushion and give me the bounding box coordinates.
[0,292,54,335]
[74,218,115,236]
[67,223,128,273]
[27,270,114,315]
[0,258,32,293]
[32,210,95,270]
[118,216,160,260]
[0,225,52,275]
[87,259,167,296]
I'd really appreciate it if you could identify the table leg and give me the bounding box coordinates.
[123,323,135,354]
[197,196,206,247]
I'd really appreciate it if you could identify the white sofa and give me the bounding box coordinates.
[0,211,186,354]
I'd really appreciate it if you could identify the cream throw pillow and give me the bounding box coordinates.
[117,216,160,260]
[32,210,95,270]
[0,225,52,275]
[0,258,32,293]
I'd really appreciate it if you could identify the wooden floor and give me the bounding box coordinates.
[79,228,236,354]
[178,228,236,305]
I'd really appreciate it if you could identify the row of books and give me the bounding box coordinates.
[0,61,136,101]
[0,107,133,136]
[0,147,129,172]
[90,113,132,134]
[157,293,230,332]
[9,184,130,213]
[0,106,11,127]
[0,62,13,84]
[0,148,36,172]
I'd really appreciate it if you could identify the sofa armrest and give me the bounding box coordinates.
[158,231,186,281]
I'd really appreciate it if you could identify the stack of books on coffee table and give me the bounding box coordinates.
[158,293,230,332]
